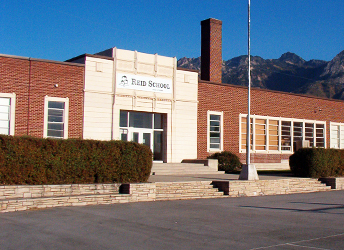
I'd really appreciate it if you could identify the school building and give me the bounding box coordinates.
[1,18,344,169]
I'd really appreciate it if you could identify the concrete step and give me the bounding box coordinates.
[156,194,224,201]
[254,163,290,171]
[151,163,225,175]
[155,181,225,201]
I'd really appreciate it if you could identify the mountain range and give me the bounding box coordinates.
[177,50,344,100]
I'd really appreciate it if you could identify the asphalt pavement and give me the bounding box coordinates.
[0,190,343,249]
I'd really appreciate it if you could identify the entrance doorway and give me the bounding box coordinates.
[119,110,165,162]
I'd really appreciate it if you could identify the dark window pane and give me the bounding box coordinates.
[129,112,152,129]
[210,144,220,149]
[120,111,128,127]
[47,129,64,138]
[48,123,64,130]
[143,133,151,147]
[210,126,220,132]
[210,138,220,143]
[154,131,163,161]
[132,132,139,143]
[48,101,64,109]
[48,109,63,116]
[48,115,63,123]
[210,132,220,138]
[282,121,291,126]
[210,121,220,126]
[121,133,127,141]
[210,114,220,121]
[154,113,163,129]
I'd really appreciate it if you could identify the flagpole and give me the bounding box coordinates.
[239,0,259,180]
[247,0,251,166]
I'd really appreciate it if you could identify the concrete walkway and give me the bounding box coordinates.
[148,172,294,183]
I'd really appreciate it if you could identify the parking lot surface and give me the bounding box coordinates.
[0,190,343,249]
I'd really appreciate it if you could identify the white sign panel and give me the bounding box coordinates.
[116,73,172,94]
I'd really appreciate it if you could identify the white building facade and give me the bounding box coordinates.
[70,48,198,163]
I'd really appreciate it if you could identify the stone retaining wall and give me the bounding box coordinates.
[212,178,331,196]
[319,177,344,190]
[226,179,331,197]
[0,178,339,213]
[0,184,121,200]
[0,183,156,213]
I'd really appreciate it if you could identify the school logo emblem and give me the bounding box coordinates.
[120,75,129,87]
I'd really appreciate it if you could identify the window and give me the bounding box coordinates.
[330,124,340,149]
[268,120,279,151]
[129,112,152,129]
[154,113,163,129]
[315,124,325,148]
[208,111,223,151]
[281,121,291,151]
[0,93,15,135]
[0,97,10,135]
[241,117,253,150]
[330,123,344,149]
[120,128,128,141]
[255,119,266,150]
[239,114,326,153]
[44,96,69,139]
[119,111,162,130]
[305,123,314,147]
[293,122,303,143]
[120,110,128,127]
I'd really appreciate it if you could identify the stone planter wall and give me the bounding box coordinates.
[0,183,156,213]
[319,177,344,190]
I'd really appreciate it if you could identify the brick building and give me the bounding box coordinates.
[198,80,344,164]
[0,18,344,168]
[198,18,344,166]
[0,55,84,139]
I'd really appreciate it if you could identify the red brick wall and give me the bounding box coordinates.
[0,56,30,135]
[0,55,84,138]
[198,81,344,163]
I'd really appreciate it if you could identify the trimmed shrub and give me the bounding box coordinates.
[289,148,344,178]
[0,135,152,185]
[207,151,242,173]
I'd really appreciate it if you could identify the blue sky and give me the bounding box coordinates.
[1,0,343,62]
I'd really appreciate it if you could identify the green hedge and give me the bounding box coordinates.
[0,135,152,185]
[289,148,344,178]
[207,151,242,173]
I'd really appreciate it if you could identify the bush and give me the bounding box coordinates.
[0,135,152,185]
[207,151,242,173]
[289,148,344,178]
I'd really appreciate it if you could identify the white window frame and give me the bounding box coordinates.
[207,111,223,152]
[330,122,344,149]
[0,93,16,136]
[239,114,326,154]
[44,96,69,139]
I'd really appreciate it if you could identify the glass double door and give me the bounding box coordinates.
[130,129,153,149]
[127,128,163,161]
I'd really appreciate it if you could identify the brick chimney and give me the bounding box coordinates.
[201,18,222,83]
